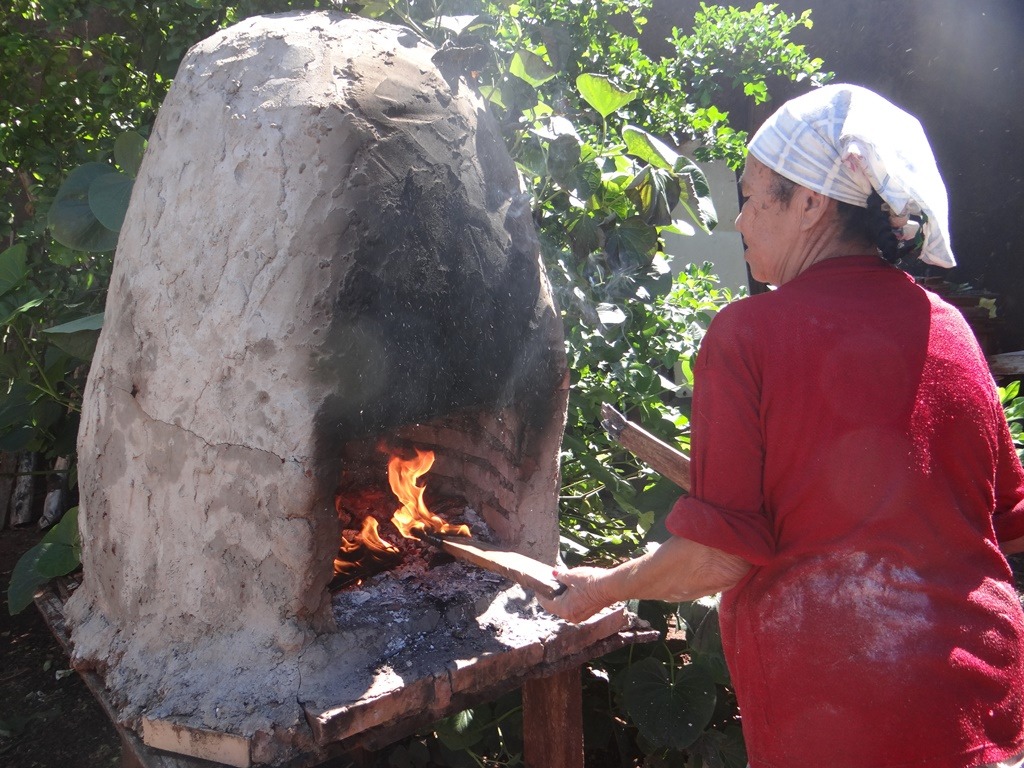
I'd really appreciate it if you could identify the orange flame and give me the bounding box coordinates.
[333,517,399,576]
[361,516,399,552]
[388,449,470,539]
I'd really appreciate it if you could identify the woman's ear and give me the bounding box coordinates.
[798,188,832,230]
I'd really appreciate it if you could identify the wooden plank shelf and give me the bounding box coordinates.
[990,351,1024,378]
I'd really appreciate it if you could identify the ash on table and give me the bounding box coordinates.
[330,560,563,675]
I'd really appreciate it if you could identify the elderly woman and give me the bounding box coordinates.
[540,84,1024,768]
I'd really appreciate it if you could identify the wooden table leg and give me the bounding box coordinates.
[120,731,147,768]
[521,666,583,768]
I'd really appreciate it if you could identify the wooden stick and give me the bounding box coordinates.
[419,533,566,599]
[601,404,691,492]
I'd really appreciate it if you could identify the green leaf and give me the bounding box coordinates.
[114,131,147,177]
[44,314,104,360]
[355,0,398,19]
[43,320,101,361]
[686,725,748,768]
[510,49,555,87]
[434,707,489,751]
[0,426,35,452]
[48,162,120,252]
[576,74,637,118]
[89,171,134,232]
[7,508,81,614]
[568,213,601,257]
[605,216,659,269]
[31,398,64,432]
[0,243,28,296]
[626,166,681,227]
[674,158,718,234]
[7,542,47,614]
[0,380,39,429]
[622,125,679,171]
[718,725,749,768]
[564,433,637,501]
[1001,380,1020,403]
[663,219,697,237]
[45,312,105,334]
[596,303,626,325]
[1,295,46,326]
[536,23,573,72]
[621,656,717,750]
[547,134,582,187]
[431,15,482,35]
[36,508,81,577]
[477,85,505,109]
[571,161,602,201]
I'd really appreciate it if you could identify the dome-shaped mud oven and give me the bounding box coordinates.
[60,12,637,767]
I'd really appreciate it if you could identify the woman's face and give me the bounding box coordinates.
[735,157,803,285]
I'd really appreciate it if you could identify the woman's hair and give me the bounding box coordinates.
[767,169,921,264]
[836,194,903,264]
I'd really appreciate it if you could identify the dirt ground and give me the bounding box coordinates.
[1,526,120,767]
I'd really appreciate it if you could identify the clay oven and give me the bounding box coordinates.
[62,11,635,766]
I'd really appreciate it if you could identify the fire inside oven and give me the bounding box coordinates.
[331,444,471,591]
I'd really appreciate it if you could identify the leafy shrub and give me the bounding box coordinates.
[1000,380,1024,462]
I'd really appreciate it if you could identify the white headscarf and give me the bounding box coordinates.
[747,83,955,269]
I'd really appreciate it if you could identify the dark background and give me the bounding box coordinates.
[645,0,1024,352]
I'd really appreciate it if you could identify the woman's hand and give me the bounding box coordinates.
[537,566,620,624]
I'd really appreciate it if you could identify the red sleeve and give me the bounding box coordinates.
[993,411,1024,543]
[665,304,775,565]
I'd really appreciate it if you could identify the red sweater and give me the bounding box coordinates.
[667,256,1024,768]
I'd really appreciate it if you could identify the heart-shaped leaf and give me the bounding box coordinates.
[675,157,718,233]
[48,163,120,252]
[576,74,637,118]
[7,542,48,614]
[0,381,34,431]
[621,656,717,751]
[1,295,46,326]
[0,243,28,296]
[114,131,147,177]
[434,706,490,751]
[8,508,81,614]
[568,213,601,258]
[605,216,658,269]
[622,125,680,170]
[89,171,134,233]
[510,49,556,87]
[35,507,81,578]
[44,313,104,361]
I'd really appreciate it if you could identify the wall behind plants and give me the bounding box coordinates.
[649,0,1024,353]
